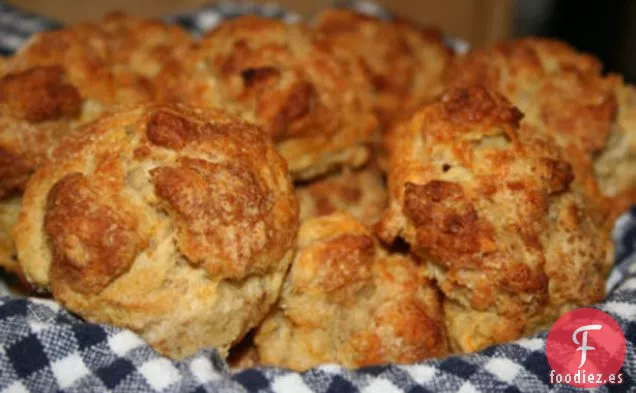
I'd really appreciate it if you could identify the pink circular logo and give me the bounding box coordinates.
[546,308,626,388]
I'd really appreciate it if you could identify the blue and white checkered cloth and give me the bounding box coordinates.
[0,2,634,392]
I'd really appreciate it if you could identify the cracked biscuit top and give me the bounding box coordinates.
[314,9,451,130]
[155,16,378,180]
[14,103,298,359]
[445,38,636,219]
[379,85,612,352]
[0,13,191,197]
[255,212,447,370]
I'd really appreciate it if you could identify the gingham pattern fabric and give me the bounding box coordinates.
[0,1,635,392]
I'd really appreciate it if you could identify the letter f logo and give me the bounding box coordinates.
[572,324,602,368]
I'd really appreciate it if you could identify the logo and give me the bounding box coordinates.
[546,308,625,388]
[572,324,602,368]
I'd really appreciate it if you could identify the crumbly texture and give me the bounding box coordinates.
[155,16,378,180]
[0,67,88,197]
[296,167,387,226]
[445,38,635,219]
[6,12,190,101]
[255,213,447,370]
[0,14,190,197]
[314,9,451,130]
[98,12,192,80]
[0,194,21,275]
[378,86,612,353]
[14,103,299,359]
[594,75,636,214]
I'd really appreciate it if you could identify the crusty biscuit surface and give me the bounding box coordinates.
[446,38,635,217]
[0,66,89,197]
[98,12,192,79]
[155,16,378,180]
[0,14,190,197]
[296,167,387,226]
[314,9,451,130]
[255,212,447,370]
[14,103,298,359]
[378,86,612,353]
[0,195,21,275]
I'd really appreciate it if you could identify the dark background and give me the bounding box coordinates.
[515,0,636,82]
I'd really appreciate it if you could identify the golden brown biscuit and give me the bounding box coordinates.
[1,22,117,195]
[5,19,148,115]
[314,9,451,130]
[0,15,190,197]
[156,16,378,180]
[378,86,612,353]
[98,12,192,79]
[445,38,633,217]
[14,103,298,359]
[255,212,447,370]
[0,16,191,273]
[0,66,88,197]
[6,12,189,102]
[296,167,387,226]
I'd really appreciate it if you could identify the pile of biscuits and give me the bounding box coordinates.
[0,9,633,371]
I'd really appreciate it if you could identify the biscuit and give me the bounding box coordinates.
[378,86,612,352]
[445,38,634,218]
[0,66,88,197]
[98,12,192,79]
[0,66,85,273]
[314,9,451,130]
[155,16,378,180]
[5,18,150,116]
[0,14,190,197]
[255,212,447,370]
[14,103,298,359]
[296,167,387,226]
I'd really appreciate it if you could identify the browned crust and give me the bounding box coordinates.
[379,85,612,353]
[296,167,387,226]
[255,213,447,370]
[46,173,144,294]
[14,103,298,359]
[314,9,452,130]
[154,15,377,180]
[0,66,81,123]
[445,37,626,218]
[0,13,191,197]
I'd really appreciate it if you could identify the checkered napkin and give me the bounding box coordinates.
[0,1,635,392]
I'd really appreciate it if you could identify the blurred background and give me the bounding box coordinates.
[6,0,636,82]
